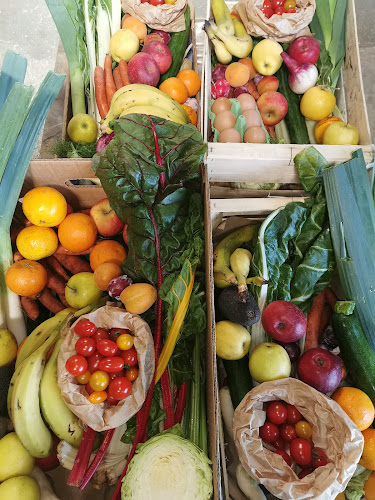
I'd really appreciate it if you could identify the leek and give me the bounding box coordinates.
[83,0,98,120]
[97,0,112,69]
[0,50,27,108]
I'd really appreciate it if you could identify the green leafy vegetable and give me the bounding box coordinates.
[50,139,97,158]
[0,50,27,108]
[344,468,371,500]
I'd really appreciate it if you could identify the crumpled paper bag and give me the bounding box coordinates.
[233,378,364,500]
[233,0,316,43]
[57,305,155,432]
[122,0,187,32]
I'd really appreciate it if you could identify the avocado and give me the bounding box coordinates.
[218,286,260,327]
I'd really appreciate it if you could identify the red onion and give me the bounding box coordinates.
[212,64,227,83]
[233,86,250,98]
[254,73,264,86]
[96,132,114,154]
[211,79,231,99]
[281,52,318,95]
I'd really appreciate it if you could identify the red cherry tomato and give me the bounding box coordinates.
[107,377,132,401]
[87,352,105,373]
[98,356,125,373]
[106,393,118,405]
[97,339,118,357]
[311,448,328,469]
[117,334,134,351]
[110,328,131,339]
[290,438,312,466]
[75,337,96,357]
[274,6,285,15]
[272,0,285,7]
[273,438,286,450]
[93,328,110,342]
[76,370,91,384]
[280,423,297,442]
[261,6,273,18]
[286,404,302,424]
[126,367,139,382]
[149,0,164,5]
[88,391,107,404]
[298,469,314,479]
[141,0,149,3]
[90,370,110,391]
[121,347,138,367]
[109,369,126,380]
[259,421,279,443]
[263,0,272,7]
[267,401,287,425]
[86,382,94,395]
[274,450,291,466]
[66,355,88,376]
[74,319,96,337]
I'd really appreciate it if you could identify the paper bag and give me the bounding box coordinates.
[122,0,187,32]
[233,378,364,499]
[57,305,155,432]
[233,0,316,43]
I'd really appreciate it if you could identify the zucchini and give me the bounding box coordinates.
[159,6,191,83]
[223,357,253,409]
[332,313,375,405]
[276,65,310,144]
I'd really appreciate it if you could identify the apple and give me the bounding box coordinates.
[90,198,124,237]
[322,121,359,145]
[297,348,342,393]
[65,272,103,309]
[249,342,291,383]
[142,41,172,74]
[287,36,321,65]
[127,52,160,86]
[109,29,139,63]
[262,301,306,343]
[122,223,128,245]
[215,320,251,360]
[144,33,163,45]
[212,64,228,83]
[257,91,288,126]
[67,114,98,144]
[107,274,133,300]
[152,30,171,44]
[257,75,279,95]
[252,39,283,76]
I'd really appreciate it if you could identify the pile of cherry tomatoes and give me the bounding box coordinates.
[261,0,297,18]
[65,319,139,405]
[259,401,328,478]
[140,0,176,5]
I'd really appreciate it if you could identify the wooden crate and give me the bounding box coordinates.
[203,0,374,169]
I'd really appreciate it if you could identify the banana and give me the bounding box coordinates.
[204,21,232,65]
[213,225,256,288]
[7,359,25,418]
[230,248,252,299]
[211,0,234,36]
[119,105,188,125]
[40,338,83,447]
[209,20,253,59]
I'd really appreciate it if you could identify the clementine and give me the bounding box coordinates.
[89,240,127,271]
[332,386,374,431]
[159,77,189,104]
[93,262,123,291]
[5,260,47,296]
[182,105,198,126]
[58,213,97,253]
[360,428,375,470]
[176,69,201,97]
[365,471,375,500]
[22,186,67,227]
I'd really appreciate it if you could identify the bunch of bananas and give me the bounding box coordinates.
[100,84,190,134]
[204,0,253,64]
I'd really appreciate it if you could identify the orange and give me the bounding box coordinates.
[332,387,374,431]
[16,226,58,260]
[89,240,127,271]
[176,69,201,97]
[360,428,375,470]
[365,471,375,500]
[22,186,67,227]
[335,494,345,500]
[58,213,97,253]
[182,105,198,126]
[314,116,343,144]
[93,262,123,291]
[159,77,189,104]
[6,260,47,296]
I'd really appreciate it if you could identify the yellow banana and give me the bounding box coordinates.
[211,0,234,36]
[210,20,253,59]
[204,22,233,65]
[230,248,252,299]
[7,359,25,418]
[119,105,188,125]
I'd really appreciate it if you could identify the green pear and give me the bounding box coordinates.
[0,475,40,499]
[0,329,17,367]
[0,433,34,481]
[216,320,251,360]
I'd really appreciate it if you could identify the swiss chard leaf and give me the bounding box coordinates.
[274,264,293,301]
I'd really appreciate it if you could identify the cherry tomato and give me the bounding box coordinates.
[121,347,138,367]
[259,421,279,443]
[75,337,96,357]
[93,328,110,342]
[117,334,134,351]
[74,319,96,337]
[110,328,131,339]
[150,0,164,5]
[280,423,297,442]
[66,355,88,376]
[272,0,285,7]
[98,356,125,373]
[261,6,273,18]
[109,369,126,380]
[284,0,296,10]
[106,393,118,405]
[267,401,287,425]
[274,6,284,15]
[97,339,118,357]
[88,391,107,404]
[90,370,110,391]
[295,420,312,440]
[76,370,91,384]
[274,450,291,466]
[273,438,286,450]
[311,448,328,469]
[141,0,149,3]
[87,352,105,373]
[126,367,139,382]
[286,404,302,424]
[298,469,314,479]
[107,377,132,401]
[86,382,94,395]
[262,0,272,8]
[290,438,312,466]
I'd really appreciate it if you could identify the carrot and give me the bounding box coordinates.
[324,287,338,311]
[54,244,95,256]
[46,271,66,298]
[13,250,24,262]
[38,288,65,314]
[94,66,109,119]
[20,296,40,321]
[54,254,92,274]
[104,55,116,106]
[244,79,260,100]
[304,291,326,351]
[266,125,276,139]
[118,60,130,87]
[319,303,332,335]
[113,66,123,91]
[46,256,71,282]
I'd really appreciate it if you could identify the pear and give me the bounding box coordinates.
[0,433,34,481]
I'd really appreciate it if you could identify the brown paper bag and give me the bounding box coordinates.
[233,378,364,499]
[57,305,155,432]
[122,0,187,32]
[233,0,316,43]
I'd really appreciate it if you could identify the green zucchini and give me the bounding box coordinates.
[223,357,253,409]
[159,6,191,84]
[276,65,310,144]
[332,313,375,405]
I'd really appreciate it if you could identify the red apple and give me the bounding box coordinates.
[144,33,163,45]
[287,36,321,65]
[262,301,306,343]
[90,198,124,237]
[123,223,128,245]
[257,91,288,126]
[297,348,342,393]
[212,64,228,83]
[107,274,133,300]
[152,30,171,44]
[142,41,172,74]
[128,53,160,87]
[257,75,279,95]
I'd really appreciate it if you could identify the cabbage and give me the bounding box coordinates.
[121,427,213,500]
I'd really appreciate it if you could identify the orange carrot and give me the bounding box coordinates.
[244,79,259,100]
[38,288,65,314]
[20,296,40,321]
[104,55,117,106]
[319,303,332,335]
[54,254,92,274]
[46,256,71,282]
[46,271,66,297]
[118,60,130,86]
[324,287,338,311]
[94,66,109,119]
[266,125,276,139]
[304,291,326,351]
[54,243,95,256]
[113,66,123,91]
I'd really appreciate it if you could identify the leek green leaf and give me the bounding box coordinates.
[0,50,27,108]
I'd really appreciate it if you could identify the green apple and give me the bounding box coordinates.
[252,39,283,76]
[65,272,103,309]
[0,476,40,500]
[0,329,17,367]
[0,433,34,481]
[322,121,359,145]
[249,342,291,383]
[216,320,251,360]
[109,29,140,63]
[67,113,98,144]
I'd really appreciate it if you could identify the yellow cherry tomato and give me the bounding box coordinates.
[295,420,313,440]
[88,391,107,404]
[89,370,110,391]
[76,370,91,385]
[117,333,134,351]
[126,367,139,382]
[284,0,296,11]
[300,86,336,121]
[164,0,177,4]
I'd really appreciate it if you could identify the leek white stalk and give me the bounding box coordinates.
[83,0,98,121]
[97,0,111,69]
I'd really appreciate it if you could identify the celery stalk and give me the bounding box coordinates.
[188,331,201,448]
[0,50,27,108]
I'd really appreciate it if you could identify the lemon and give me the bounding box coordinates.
[0,329,17,367]
[0,476,40,500]
[300,86,336,121]
[22,186,67,227]
[16,226,58,260]
[0,433,34,481]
